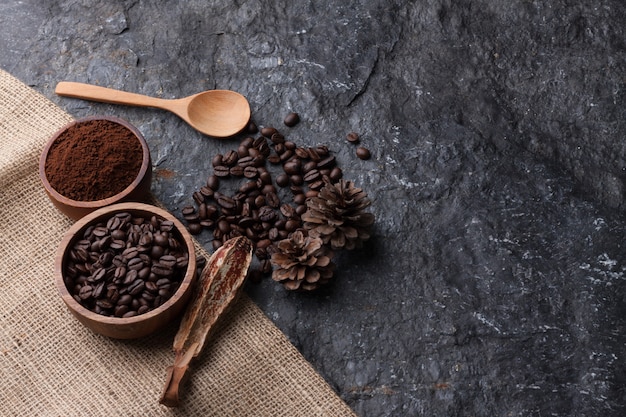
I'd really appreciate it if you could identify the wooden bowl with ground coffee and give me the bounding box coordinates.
[39,116,152,220]
[55,202,197,339]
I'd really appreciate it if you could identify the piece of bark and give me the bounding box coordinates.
[160,236,253,407]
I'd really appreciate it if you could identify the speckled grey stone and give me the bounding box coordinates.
[1,1,625,415]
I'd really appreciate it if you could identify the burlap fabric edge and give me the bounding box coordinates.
[0,69,356,417]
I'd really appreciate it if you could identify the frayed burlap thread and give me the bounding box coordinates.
[0,70,356,417]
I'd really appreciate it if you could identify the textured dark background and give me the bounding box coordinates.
[1,1,625,415]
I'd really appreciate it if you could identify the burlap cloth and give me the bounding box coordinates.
[0,69,356,417]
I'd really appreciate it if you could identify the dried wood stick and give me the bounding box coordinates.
[160,236,253,407]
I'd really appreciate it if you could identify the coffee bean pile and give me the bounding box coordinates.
[182,116,346,280]
[64,212,190,318]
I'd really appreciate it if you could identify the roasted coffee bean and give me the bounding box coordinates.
[93,281,106,299]
[237,144,249,158]
[117,294,133,306]
[198,203,208,219]
[252,155,266,167]
[279,149,294,162]
[199,220,214,229]
[237,155,255,167]
[246,121,258,134]
[303,169,321,183]
[217,219,231,234]
[106,215,122,231]
[127,257,144,271]
[267,153,281,164]
[257,239,272,249]
[307,147,321,161]
[274,143,286,154]
[258,206,277,222]
[187,223,202,235]
[207,175,220,190]
[260,126,277,138]
[241,136,255,148]
[280,204,296,218]
[346,132,360,143]
[212,154,224,167]
[90,267,106,283]
[317,155,336,169]
[199,186,214,199]
[217,195,237,210]
[229,166,244,176]
[128,279,146,296]
[92,226,108,238]
[243,166,258,178]
[295,147,310,159]
[223,150,239,166]
[214,165,230,177]
[356,146,371,160]
[146,281,159,293]
[290,175,304,186]
[79,285,94,300]
[261,259,273,274]
[259,171,272,185]
[283,159,301,175]
[137,305,150,315]
[255,246,268,260]
[239,181,258,194]
[111,239,126,250]
[114,305,130,317]
[205,204,219,219]
[138,266,151,280]
[65,212,188,317]
[309,180,325,191]
[152,263,173,277]
[261,184,277,195]
[302,161,317,173]
[271,132,285,145]
[276,173,290,187]
[192,191,205,205]
[285,219,300,232]
[329,167,343,181]
[254,195,266,208]
[265,192,280,208]
[284,112,300,127]
[123,269,138,285]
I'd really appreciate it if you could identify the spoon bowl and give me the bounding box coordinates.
[55,81,251,138]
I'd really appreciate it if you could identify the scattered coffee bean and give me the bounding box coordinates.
[181,115,365,283]
[356,146,371,160]
[346,132,360,143]
[283,112,300,127]
[260,126,278,138]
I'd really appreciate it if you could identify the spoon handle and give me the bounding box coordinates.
[55,82,168,108]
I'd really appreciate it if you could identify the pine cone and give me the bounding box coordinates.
[302,179,375,250]
[270,230,335,291]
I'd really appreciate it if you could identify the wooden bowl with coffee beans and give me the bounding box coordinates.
[39,116,152,221]
[54,202,197,339]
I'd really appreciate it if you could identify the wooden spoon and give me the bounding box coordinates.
[55,81,251,138]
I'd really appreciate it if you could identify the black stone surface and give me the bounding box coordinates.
[2,1,625,415]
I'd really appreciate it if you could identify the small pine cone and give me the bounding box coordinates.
[302,179,375,250]
[270,230,335,291]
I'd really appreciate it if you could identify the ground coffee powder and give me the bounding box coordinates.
[45,119,143,201]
